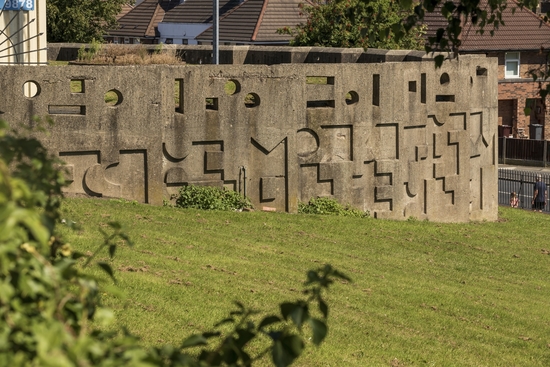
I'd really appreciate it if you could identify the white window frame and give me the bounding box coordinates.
[505,52,520,79]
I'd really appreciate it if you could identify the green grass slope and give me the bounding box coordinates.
[59,198,550,366]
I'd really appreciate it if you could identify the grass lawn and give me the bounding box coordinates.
[58,199,550,366]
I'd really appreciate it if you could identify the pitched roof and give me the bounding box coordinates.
[108,0,180,38]
[196,0,308,43]
[117,4,135,20]
[162,0,242,23]
[423,0,550,52]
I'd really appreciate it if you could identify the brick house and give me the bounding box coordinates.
[195,0,311,45]
[106,0,307,46]
[425,1,550,139]
[105,0,180,44]
[157,0,241,45]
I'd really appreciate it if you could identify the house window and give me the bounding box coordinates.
[505,52,520,78]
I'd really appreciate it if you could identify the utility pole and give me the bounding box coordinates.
[212,0,219,64]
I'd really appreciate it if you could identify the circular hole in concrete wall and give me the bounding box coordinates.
[345,91,359,105]
[440,73,450,85]
[23,81,40,98]
[225,80,240,95]
[245,93,260,108]
[105,89,123,106]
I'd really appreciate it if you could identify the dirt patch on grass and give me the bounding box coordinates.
[119,265,149,272]
[202,264,237,275]
[129,300,156,312]
[166,256,182,262]
[168,279,192,286]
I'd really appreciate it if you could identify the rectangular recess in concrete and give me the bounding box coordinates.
[436,95,455,102]
[70,79,84,93]
[206,98,218,110]
[476,67,488,76]
[48,105,86,115]
[373,74,380,106]
[307,100,335,108]
[175,79,184,113]
[306,76,334,85]
[421,73,426,104]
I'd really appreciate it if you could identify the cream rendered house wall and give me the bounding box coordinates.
[0,0,47,66]
[158,22,210,45]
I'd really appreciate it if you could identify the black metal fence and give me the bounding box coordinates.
[498,168,550,211]
[498,137,550,165]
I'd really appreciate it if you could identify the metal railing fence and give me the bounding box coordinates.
[498,137,549,165]
[498,168,550,212]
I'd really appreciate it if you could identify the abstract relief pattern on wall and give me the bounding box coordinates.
[0,56,497,222]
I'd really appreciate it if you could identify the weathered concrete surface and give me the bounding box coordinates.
[0,55,498,221]
[47,44,444,65]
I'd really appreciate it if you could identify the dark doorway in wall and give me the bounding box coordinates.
[498,99,516,137]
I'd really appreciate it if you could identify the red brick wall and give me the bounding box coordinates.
[486,51,550,139]
[498,81,548,138]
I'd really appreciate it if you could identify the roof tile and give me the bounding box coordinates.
[162,0,242,23]
[198,0,308,43]
[424,0,550,51]
[108,0,179,38]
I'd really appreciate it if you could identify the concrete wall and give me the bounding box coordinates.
[0,54,498,222]
[47,44,435,65]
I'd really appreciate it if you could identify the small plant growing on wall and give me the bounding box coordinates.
[76,42,183,65]
[77,39,103,61]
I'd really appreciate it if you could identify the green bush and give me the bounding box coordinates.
[174,185,253,211]
[0,119,346,366]
[299,197,370,218]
